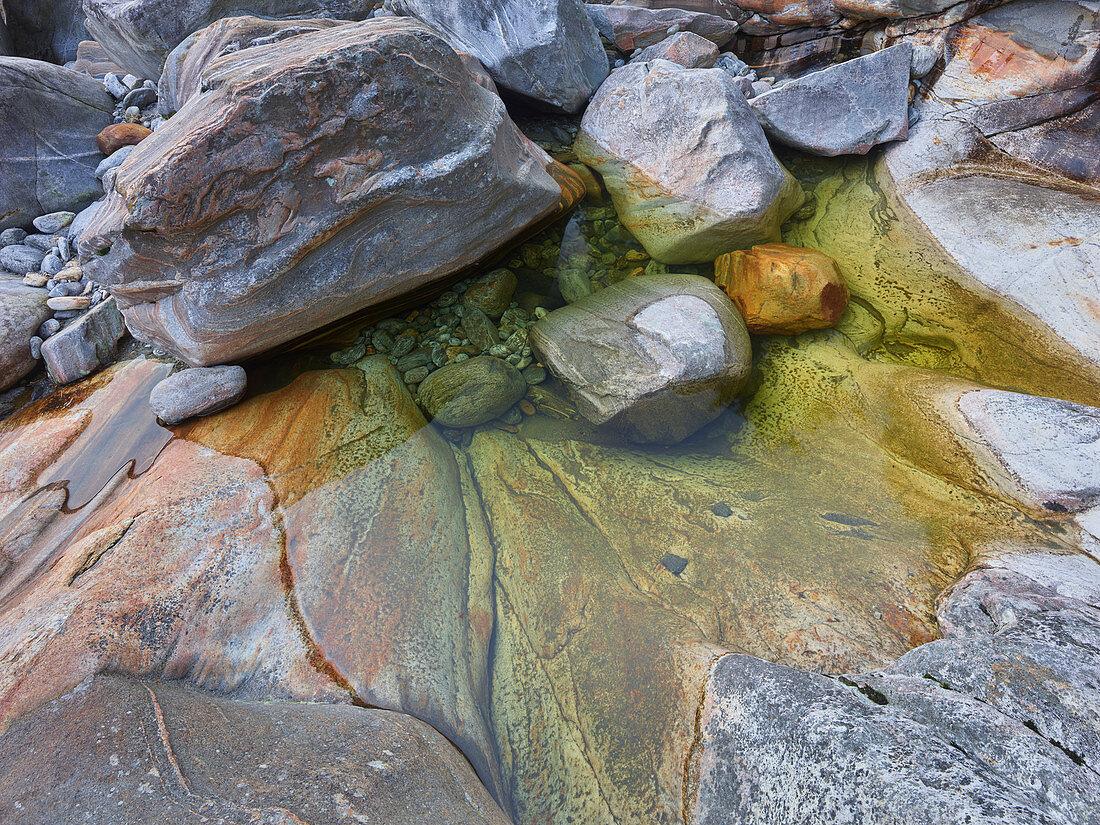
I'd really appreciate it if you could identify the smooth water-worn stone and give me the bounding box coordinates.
[750,43,912,155]
[633,31,719,68]
[149,365,247,424]
[576,59,803,264]
[3,0,88,63]
[0,283,51,391]
[79,19,579,366]
[691,550,1100,825]
[389,0,608,113]
[40,296,127,384]
[418,356,527,427]
[530,274,751,442]
[32,211,75,234]
[72,39,126,78]
[463,268,518,319]
[0,245,46,276]
[94,144,134,179]
[463,308,500,352]
[585,3,738,51]
[0,674,510,825]
[714,242,849,334]
[0,58,114,232]
[82,0,376,79]
[95,122,152,154]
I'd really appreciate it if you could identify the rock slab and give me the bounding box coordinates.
[149,365,247,424]
[576,59,803,264]
[40,296,126,384]
[79,19,578,366]
[530,274,752,442]
[389,0,608,113]
[0,57,114,232]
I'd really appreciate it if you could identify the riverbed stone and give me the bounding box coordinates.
[463,268,517,319]
[418,356,527,427]
[40,296,127,384]
[78,19,579,366]
[95,122,152,154]
[0,674,511,825]
[0,245,46,276]
[388,0,608,113]
[530,274,752,442]
[0,282,51,391]
[149,365,247,424]
[585,3,738,51]
[750,43,912,155]
[714,242,849,334]
[575,59,803,264]
[463,308,500,352]
[633,31,719,68]
[0,58,114,232]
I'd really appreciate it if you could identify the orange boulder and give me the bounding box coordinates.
[714,242,849,335]
[95,122,152,155]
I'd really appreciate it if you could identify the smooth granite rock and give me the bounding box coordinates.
[81,0,376,79]
[0,58,114,232]
[149,365,247,424]
[576,59,803,263]
[79,19,580,366]
[0,674,511,825]
[4,0,88,63]
[586,3,738,51]
[691,549,1100,825]
[0,282,51,391]
[388,0,608,113]
[633,31,719,68]
[529,274,752,442]
[417,356,527,427]
[750,43,913,155]
[40,296,127,384]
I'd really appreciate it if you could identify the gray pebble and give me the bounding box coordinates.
[0,244,46,275]
[121,73,140,90]
[23,234,54,252]
[522,365,547,385]
[95,145,135,180]
[396,350,432,372]
[499,405,523,425]
[57,237,72,261]
[372,330,394,352]
[41,252,64,276]
[403,365,431,384]
[32,211,75,234]
[49,281,82,298]
[52,309,81,320]
[29,336,43,360]
[390,334,415,358]
[488,344,511,358]
[38,318,61,338]
[0,228,26,246]
[104,72,128,100]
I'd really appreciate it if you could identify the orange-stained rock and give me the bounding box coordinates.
[714,242,849,335]
[94,122,152,155]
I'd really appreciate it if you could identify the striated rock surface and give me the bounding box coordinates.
[586,3,739,50]
[714,242,849,334]
[0,58,113,232]
[0,674,511,825]
[0,282,50,391]
[389,0,608,113]
[81,0,376,79]
[530,274,752,442]
[576,59,802,263]
[79,19,580,366]
[149,365,247,424]
[750,43,912,155]
[633,31,719,68]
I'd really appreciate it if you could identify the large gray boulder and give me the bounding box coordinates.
[576,59,803,264]
[81,0,376,79]
[749,43,913,155]
[388,0,608,113]
[691,550,1100,825]
[4,0,89,63]
[0,674,511,825]
[0,282,50,391]
[529,274,752,443]
[78,19,579,366]
[0,58,114,232]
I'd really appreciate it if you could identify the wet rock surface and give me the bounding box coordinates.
[389,0,608,113]
[0,58,113,232]
[576,59,803,263]
[418,356,527,428]
[79,18,577,366]
[0,674,511,825]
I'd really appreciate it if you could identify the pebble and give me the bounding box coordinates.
[403,365,431,384]
[104,72,128,100]
[57,237,72,261]
[32,211,75,234]
[29,336,43,360]
[121,74,140,90]
[23,234,54,252]
[41,252,64,276]
[519,399,537,416]
[124,106,141,122]
[49,282,83,298]
[55,264,82,282]
[52,309,82,320]
[488,344,510,358]
[463,307,498,352]
[390,334,416,358]
[96,123,152,155]
[22,273,48,287]
[463,268,517,319]
[499,405,523,425]
[0,228,27,246]
[47,295,90,311]
[372,330,394,352]
[522,365,547,385]
[396,350,432,372]
[38,318,61,338]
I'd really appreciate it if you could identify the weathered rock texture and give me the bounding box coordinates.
[148,365,247,423]
[576,59,803,263]
[633,31,719,68]
[750,43,912,155]
[0,674,511,825]
[4,0,89,63]
[0,282,50,391]
[79,19,580,366]
[586,3,739,50]
[530,274,752,442]
[714,242,848,334]
[418,356,527,427]
[0,58,113,232]
[81,0,376,79]
[388,0,609,113]
[40,296,127,384]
